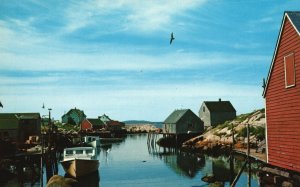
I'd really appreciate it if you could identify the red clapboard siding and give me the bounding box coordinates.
[81,119,92,130]
[265,13,300,173]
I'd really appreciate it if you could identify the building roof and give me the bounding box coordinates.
[286,11,300,33]
[86,118,104,126]
[99,114,111,119]
[0,113,40,129]
[263,11,300,97]
[64,108,86,118]
[107,120,125,126]
[203,101,236,113]
[164,109,190,124]
[0,113,40,119]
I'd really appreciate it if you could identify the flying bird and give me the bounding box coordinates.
[170,32,175,45]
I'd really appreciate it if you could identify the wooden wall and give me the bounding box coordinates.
[265,16,300,172]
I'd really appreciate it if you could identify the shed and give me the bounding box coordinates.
[106,120,125,131]
[81,118,105,130]
[199,99,236,127]
[263,11,300,173]
[163,109,204,135]
[0,113,41,144]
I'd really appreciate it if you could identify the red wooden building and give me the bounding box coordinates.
[81,118,104,131]
[263,11,300,173]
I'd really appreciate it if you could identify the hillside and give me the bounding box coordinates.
[183,109,266,154]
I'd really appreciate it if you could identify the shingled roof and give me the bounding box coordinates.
[0,113,40,119]
[164,109,190,124]
[286,11,300,33]
[203,101,236,113]
[86,118,104,126]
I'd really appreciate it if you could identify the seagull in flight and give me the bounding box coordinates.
[170,32,175,45]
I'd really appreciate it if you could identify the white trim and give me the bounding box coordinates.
[264,100,269,163]
[284,52,296,88]
[263,13,300,97]
[286,14,300,37]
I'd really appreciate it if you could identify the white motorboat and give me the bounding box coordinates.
[61,147,99,178]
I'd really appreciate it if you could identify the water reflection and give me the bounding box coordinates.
[155,150,205,178]
[211,156,232,182]
[148,135,260,186]
[38,134,262,186]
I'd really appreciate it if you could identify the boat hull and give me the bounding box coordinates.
[61,159,99,178]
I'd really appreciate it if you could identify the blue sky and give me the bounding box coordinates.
[0,0,299,121]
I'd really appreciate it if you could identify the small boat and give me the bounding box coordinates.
[83,136,100,148]
[61,147,99,178]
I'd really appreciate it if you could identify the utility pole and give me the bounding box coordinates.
[247,122,251,187]
[48,108,52,147]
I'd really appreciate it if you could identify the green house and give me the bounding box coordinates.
[62,108,86,126]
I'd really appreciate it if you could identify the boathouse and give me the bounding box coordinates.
[199,99,236,127]
[263,11,300,173]
[163,109,204,134]
[106,120,125,131]
[0,113,41,144]
[81,118,105,130]
[61,108,86,126]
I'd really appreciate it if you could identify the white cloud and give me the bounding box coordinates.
[0,50,268,72]
[0,19,50,53]
[64,0,207,33]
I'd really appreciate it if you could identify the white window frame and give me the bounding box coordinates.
[284,53,296,88]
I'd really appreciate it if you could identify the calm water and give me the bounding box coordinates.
[40,134,260,187]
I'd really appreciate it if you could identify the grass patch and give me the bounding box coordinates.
[216,121,231,129]
[237,126,265,140]
[235,108,265,122]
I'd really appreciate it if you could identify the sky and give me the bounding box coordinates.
[0,0,299,121]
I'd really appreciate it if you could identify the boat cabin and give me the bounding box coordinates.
[63,147,96,161]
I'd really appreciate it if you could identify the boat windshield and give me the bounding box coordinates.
[76,150,84,154]
[86,149,93,155]
[66,150,73,155]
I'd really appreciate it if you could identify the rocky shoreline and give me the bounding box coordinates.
[124,124,161,133]
[181,109,266,154]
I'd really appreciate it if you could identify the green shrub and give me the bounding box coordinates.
[237,126,265,140]
[216,121,231,129]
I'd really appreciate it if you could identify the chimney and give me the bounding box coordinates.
[219,98,221,102]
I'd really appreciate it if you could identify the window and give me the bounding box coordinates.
[66,150,73,155]
[203,106,205,112]
[86,149,93,155]
[284,53,296,88]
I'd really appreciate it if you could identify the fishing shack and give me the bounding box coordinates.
[157,109,204,146]
[263,11,300,173]
[0,113,41,144]
[163,109,204,135]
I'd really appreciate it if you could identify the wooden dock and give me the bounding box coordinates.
[233,148,267,163]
